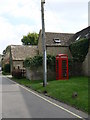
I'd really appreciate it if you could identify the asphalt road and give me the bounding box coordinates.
[0,73,88,119]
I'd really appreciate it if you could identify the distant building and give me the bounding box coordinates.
[1,46,11,69]
[0,54,2,67]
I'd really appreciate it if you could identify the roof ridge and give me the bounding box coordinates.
[11,45,37,47]
[45,32,74,35]
[39,29,74,34]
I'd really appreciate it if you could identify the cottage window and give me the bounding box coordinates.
[23,62,24,67]
[85,33,90,39]
[13,67,15,69]
[18,66,20,69]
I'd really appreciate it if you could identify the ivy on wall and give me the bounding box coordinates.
[24,55,56,68]
[24,56,42,68]
[69,38,89,62]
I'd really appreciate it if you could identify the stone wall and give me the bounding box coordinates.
[82,45,90,76]
[38,45,72,58]
[12,60,24,70]
[26,66,56,80]
[26,55,89,80]
[26,67,43,80]
[47,46,72,58]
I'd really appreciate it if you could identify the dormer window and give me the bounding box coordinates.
[53,38,61,43]
[85,33,90,39]
[75,35,81,41]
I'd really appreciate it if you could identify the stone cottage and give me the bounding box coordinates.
[10,45,38,72]
[38,30,74,57]
[26,30,74,80]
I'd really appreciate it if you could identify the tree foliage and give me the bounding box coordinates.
[69,38,89,62]
[21,32,38,45]
[3,46,10,55]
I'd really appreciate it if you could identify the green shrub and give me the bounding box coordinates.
[47,55,55,66]
[47,55,55,71]
[69,38,89,62]
[3,64,10,73]
[68,58,82,76]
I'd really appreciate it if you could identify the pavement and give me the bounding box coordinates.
[0,72,89,119]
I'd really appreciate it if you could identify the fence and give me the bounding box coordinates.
[12,69,26,78]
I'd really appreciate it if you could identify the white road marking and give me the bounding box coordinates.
[6,77,86,120]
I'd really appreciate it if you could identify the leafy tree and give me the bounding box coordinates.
[3,46,11,55]
[21,32,38,45]
[3,50,6,55]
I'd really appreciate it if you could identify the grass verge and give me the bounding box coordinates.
[11,76,88,113]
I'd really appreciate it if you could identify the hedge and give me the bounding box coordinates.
[3,64,10,73]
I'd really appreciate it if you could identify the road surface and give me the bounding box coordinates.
[0,72,88,119]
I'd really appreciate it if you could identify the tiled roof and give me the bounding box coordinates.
[68,26,90,45]
[11,45,38,60]
[39,30,74,46]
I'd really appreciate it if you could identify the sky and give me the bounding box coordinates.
[0,0,89,54]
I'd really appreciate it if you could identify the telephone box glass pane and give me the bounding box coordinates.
[62,60,67,77]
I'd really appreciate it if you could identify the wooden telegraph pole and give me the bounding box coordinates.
[41,0,47,87]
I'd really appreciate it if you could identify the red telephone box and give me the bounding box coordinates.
[56,54,68,80]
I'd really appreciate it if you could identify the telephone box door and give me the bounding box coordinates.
[61,59,68,79]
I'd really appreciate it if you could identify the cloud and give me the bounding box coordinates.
[0,16,40,54]
[45,1,88,33]
[0,0,41,54]
[0,0,88,54]
[0,0,41,19]
[47,0,89,3]
[0,0,41,28]
[0,16,20,52]
[0,17,17,43]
